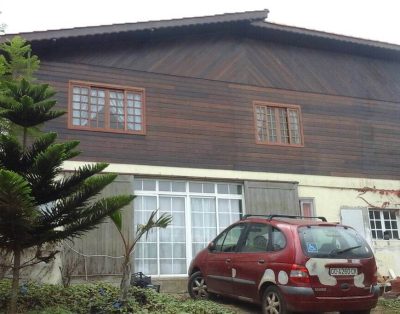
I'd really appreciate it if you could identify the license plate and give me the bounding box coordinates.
[329,267,357,276]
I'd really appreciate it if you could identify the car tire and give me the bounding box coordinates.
[188,271,210,300]
[262,285,289,314]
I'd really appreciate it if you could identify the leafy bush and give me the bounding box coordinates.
[378,298,400,313]
[0,280,235,314]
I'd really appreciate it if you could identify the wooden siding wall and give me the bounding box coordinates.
[41,33,400,103]
[64,175,134,277]
[36,34,400,180]
[244,181,299,215]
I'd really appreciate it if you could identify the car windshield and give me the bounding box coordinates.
[298,225,373,258]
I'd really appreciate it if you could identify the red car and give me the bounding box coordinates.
[188,214,379,314]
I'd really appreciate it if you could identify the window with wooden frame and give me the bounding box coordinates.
[300,198,315,217]
[69,81,145,134]
[254,102,303,146]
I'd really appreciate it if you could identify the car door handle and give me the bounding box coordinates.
[225,258,231,263]
[258,259,265,264]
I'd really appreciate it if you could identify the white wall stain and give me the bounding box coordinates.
[232,268,236,278]
[306,258,346,286]
[278,271,289,285]
[354,273,365,288]
[258,268,276,289]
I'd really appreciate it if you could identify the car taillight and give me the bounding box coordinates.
[290,264,310,284]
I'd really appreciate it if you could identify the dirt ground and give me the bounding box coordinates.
[215,297,392,314]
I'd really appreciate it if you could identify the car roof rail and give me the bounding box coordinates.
[241,214,327,222]
[241,214,270,220]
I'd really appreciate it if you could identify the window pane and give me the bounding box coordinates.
[173,259,187,274]
[145,243,157,258]
[142,179,156,191]
[256,106,267,142]
[172,198,184,212]
[173,213,185,226]
[133,179,142,191]
[174,244,186,258]
[279,108,289,144]
[241,223,270,252]
[217,184,229,194]
[160,260,173,274]
[267,107,277,142]
[288,109,301,144]
[218,199,229,212]
[159,181,171,191]
[189,182,202,193]
[229,184,242,195]
[272,227,287,251]
[203,183,214,193]
[221,224,246,252]
[218,213,231,228]
[172,181,185,192]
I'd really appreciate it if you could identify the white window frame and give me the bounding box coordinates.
[368,208,400,240]
[300,198,315,217]
[133,178,245,277]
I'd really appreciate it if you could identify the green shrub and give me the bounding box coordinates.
[0,280,235,314]
[27,307,73,314]
[378,298,400,313]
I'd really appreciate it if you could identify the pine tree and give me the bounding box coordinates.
[0,36,40,135]
[0,37,134,313]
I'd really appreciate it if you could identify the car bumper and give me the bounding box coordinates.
[280,285,379,312]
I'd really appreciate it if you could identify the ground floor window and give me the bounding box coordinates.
[133,179,244,276]
[369,209,399,240]
[300,198,315,217]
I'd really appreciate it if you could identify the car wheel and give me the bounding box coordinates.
[188,271,209,300]
[262,285,288,314]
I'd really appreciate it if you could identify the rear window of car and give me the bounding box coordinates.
[298,225,373,258]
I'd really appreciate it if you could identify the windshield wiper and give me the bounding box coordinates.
[329,245,362,256]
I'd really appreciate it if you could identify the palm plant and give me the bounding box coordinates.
[110,209,172,301]
[0,39,134,313]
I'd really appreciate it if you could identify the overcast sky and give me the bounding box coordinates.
[2,0,400,45]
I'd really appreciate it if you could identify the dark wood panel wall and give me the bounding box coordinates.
[38,57,400,180]
[40,33,400,103]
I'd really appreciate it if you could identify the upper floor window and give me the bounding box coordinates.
[69,81,145,134]
[254,102,303,146]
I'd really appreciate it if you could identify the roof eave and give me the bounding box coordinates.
[0,10,269,43]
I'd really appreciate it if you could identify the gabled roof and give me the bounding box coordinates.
[1,10,269,42]
[2,10,400,60]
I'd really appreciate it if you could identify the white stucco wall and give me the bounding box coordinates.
[63,161,400,277]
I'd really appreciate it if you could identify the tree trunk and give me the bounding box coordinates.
[9,249,21,314]
[119,255,131,301]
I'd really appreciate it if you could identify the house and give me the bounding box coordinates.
[2,10,400,290]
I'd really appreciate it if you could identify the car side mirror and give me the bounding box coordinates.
[208,241,216,251]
